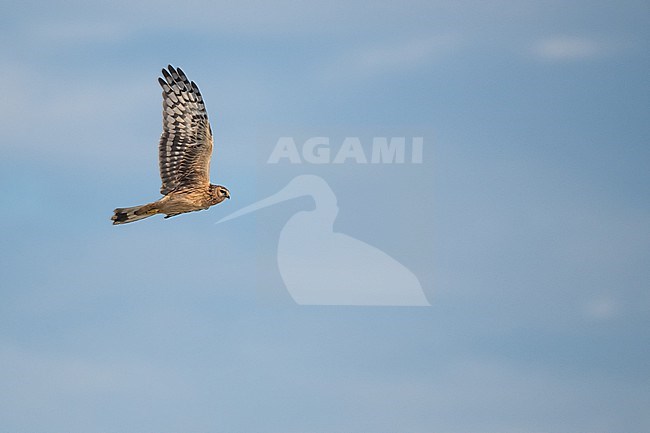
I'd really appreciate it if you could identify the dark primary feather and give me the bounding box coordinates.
[158,65,213,195]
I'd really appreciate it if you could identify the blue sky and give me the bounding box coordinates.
[1,1,649,432]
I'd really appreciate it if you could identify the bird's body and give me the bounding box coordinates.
[112,65,229,225]
[112,185,227,224]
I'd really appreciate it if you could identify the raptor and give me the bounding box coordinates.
[112,65,230,225]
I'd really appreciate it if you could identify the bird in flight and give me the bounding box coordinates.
[112,65,230,225]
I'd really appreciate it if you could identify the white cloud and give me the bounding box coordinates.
[321,34,461,81]
[533,36,605,61]
[28,21,128,45]
[0,59,156,168]
[583,295,621,320]
[358,34,460,70]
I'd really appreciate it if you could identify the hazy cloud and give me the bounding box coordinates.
[322,34,461,81]
[583,295,621,320]
[532,36,606,61]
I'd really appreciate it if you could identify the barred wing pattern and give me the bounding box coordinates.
[158,65,213,195]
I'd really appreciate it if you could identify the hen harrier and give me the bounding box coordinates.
[112,65,230,225]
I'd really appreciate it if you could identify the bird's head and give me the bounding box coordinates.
[210,184,231,204]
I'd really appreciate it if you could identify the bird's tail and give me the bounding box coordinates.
[111,202,160,225]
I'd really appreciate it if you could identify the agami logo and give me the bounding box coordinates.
[218,175,430,306]
[267,137,424,164]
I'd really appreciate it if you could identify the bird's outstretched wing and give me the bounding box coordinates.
[158,65,213,195]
